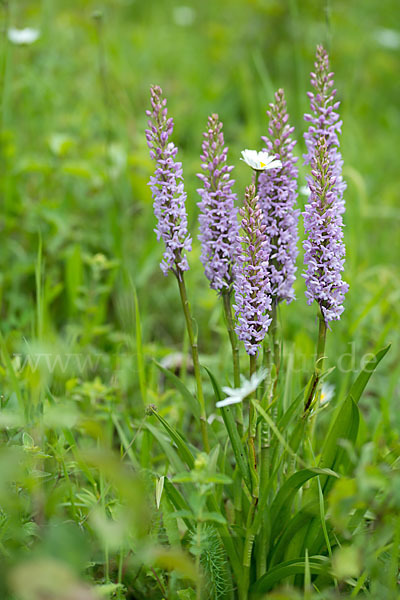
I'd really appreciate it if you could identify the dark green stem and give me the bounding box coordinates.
[257,343,271,579]
[222,290,243,434]
[240,353,259,596]
[176,269,210,452]
[254,170,260,195]
[270,301,281,391]
[304,309,327,415]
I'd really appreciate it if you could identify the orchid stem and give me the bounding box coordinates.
[304,309,327,415]
[222,290,243,435]
[176,269,210,452]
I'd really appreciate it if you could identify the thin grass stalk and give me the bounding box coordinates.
[176,269,210,452]
[304,310,327,415]
[240,354,259,597]
[270,301,281,394]
[222,290,243,434]
[257,302,281,577]
[248,354,258,489]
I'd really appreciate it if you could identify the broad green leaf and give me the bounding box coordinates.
[269,501,319,566]
[269,468,338,543]
[348,343,390,404]
[251,556,330,594]
[318,397,359,491]
[332,396,360,478]
[304,398,358,558]
[155,360,200,419]
[319,344,390,484]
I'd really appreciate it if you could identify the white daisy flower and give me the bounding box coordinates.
[8,28,40,45]
[240,149,282,172]
[216,369,268,408]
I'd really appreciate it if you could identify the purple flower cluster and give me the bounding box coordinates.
[233,185,272,355]
[304,46,346,203]
[145,85,192,276]
[303,46,348,322]
[197,114,239,292]
[258,88,299,304]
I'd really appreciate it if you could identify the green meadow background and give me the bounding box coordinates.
[0,0,399,597]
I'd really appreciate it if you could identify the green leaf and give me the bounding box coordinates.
[318,397,359,491]
[148,408,195,470]
[164,479,194,531]
[145,422,186,473]
[155,360,200,420]
[319,344,390,484]
[304,398,359,558]
[348,343,391,405]
[277,387,304,431]
[177,589,196,600]
[251,556,330,594]
[202,473,233,485]
[301,347,391,561]
[200,512,227,525]
[269,501,319,566]
[111,415,140,469]
[170,509,195,520]
[252,400,307,467]
[269,468,338,543]
[204,365,251,492]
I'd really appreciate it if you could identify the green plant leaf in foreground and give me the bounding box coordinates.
[154,360,200,420]
[319,344,390,486]
[251,556,330,595]
[204,365,252,492]
[269,468,339,543]
[147,408,195,470]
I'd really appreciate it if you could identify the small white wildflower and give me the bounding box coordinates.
[8,28,40,45]
[216,369,268,408]
[155,476,164,510]
[240,149,282,172]
[320,383,335,406]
